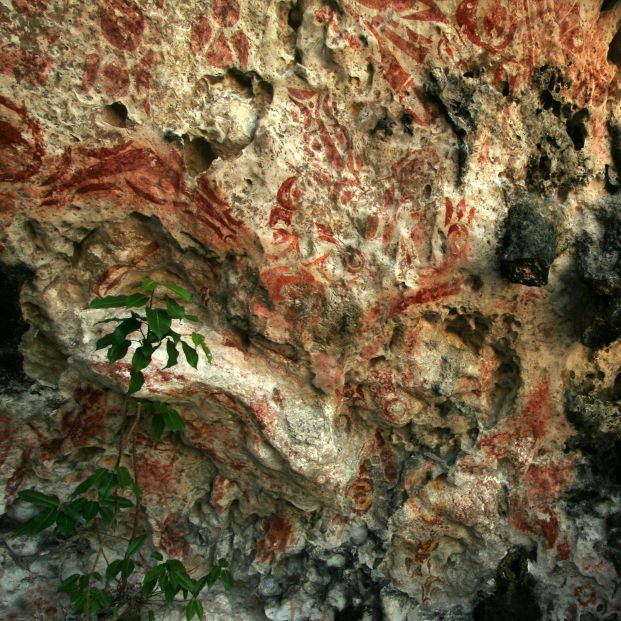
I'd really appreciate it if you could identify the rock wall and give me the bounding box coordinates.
[2,1,621,619]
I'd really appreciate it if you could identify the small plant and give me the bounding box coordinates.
[12,278,232,620]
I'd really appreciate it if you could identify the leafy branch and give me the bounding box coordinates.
[11,278,231,620]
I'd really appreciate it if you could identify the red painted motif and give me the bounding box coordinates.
[100,0,146,51]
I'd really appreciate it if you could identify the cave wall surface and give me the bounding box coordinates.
[2,1,621,620]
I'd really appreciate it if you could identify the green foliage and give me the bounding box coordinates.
[11,277,232,621]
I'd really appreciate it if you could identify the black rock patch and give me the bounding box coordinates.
[498,200,557,286]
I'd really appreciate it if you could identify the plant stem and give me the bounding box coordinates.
[85,528,104,621]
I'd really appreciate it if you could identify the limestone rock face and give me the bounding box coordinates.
[2,1,621,619]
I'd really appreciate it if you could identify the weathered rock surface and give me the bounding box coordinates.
[2,1,621,620]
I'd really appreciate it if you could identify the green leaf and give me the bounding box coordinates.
[164,340,179,369]
[169,330,181,343]
[55,511,76,537]
[218,558,229,568]
[59,573,81,593]
[115,466,133,490]
[191,333,212,363]
[71,469,107,497]
[164,582,177,603]
[186,599,204,621]
[148,611,155,621]
[98,504,114,524]
[182,342,199,369]
[151,550,164,561]
[127,534,147,556]
[192,575,209,598]
[82,500,100,520]
[107,339,131,363]
[162,282,192,302]
[114,316,142,339]
[149,413,165,442]
[143,564,166,585]
[165,297,186,319]
[220,568,234,591]
[162,408,185,433]
[101,494,133,509]
[95,332,120,351]
[14,507,58,536]
[89,295,129,309]
[128,369,144,394]
[132,344,154,372]
[205,566,220,588]
[125,293,150,308]
[106,559,124,582]
[146,307,172,340]
[200,344,213,363]
[185,314,199,323]
[17,489,60,508]
[140,277,158,292]
[120,558,135,580]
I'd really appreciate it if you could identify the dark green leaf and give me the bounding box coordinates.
[127,534,147,556]
[59,574,81,592]
[192,575,209,598]
[128,370,144,395]
[220,569,234,591]
[89,295,128,309]
[162,408,185,433]
[14,507,58,536]
[151,550,164,561]
[162,282,192,302]
[63,498,86,521]
[105,559,124,582]
[218,558,229,568]
[96,470,116,494]
[149,413,165,443]
[186,599,204,621]
[125,293,150,308]
[164,340,179,369]
[169,330,181,343]
[185,314,199,323]
[98,505,114,524]
[107,339,131,363]
[113,316,141,339]
[205,566,220,588]
[182,342,198,369]
[115,466,133,490]
[165,297,185,319]
[148,611,155,621]
[55,511,76,537]
[131,344,154,372]
[140,277,158,292]
[146,307,172,340]
[95,332,120,351]
[144,564,166,585]
[82,500,100,521]
[200,343,212,364]
[17,489,59,508]
[120,558,135,580]
[71,468,108,497]
[101,494,133,509]
[164,582,176,603]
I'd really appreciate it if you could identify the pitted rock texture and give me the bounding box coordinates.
[3,1,621,620]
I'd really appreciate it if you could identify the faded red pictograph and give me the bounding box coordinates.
[100,0,146,51]
[190,0,250,69]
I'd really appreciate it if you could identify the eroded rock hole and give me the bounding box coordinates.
[566,108,589,150]
[288,0,303,30]
[0,263,34,387]
[102,101,128,127]
[608,26,621,67]
[473,547,541,621]
[602,0,620,10]
[183,136,216,176]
